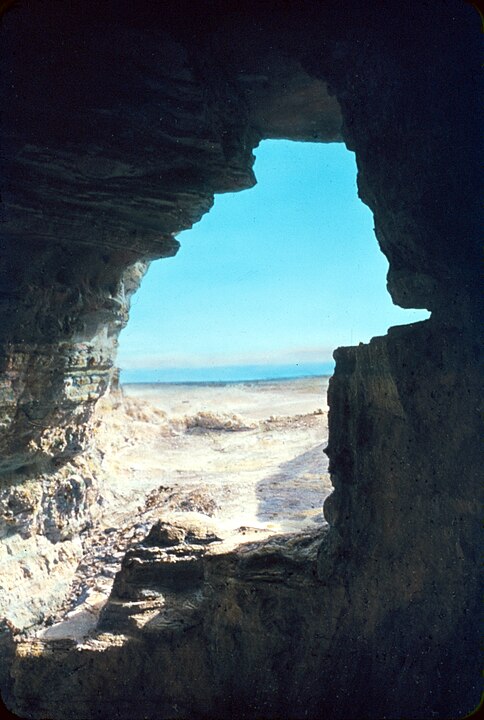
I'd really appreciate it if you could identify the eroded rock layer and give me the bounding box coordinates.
[0,1,481,718]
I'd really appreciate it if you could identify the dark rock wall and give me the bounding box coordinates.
[320,321,481,718]
[0,1,481,718]
[0,0,255,477]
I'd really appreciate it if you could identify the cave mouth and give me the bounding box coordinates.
[2,4,479,716]
[0,137,431,646]
[93,140,430,544]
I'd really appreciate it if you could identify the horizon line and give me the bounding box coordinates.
[120,372,333,387]
[118,360,335,385]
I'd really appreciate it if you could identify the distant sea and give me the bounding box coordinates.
[119,361,335,385]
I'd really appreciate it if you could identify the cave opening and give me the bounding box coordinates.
[2,3,479,716]
[92,140,430,545]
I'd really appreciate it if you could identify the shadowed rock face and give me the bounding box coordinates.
[0,1,481,718]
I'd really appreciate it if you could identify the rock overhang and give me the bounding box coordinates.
[0,1,481,718]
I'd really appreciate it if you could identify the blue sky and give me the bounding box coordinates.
[118,140,429,383]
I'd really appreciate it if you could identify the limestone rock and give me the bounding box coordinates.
[0,1,481,718]
[144,517,221,548]
[144,521,186,548]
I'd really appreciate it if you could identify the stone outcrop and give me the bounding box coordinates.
[9,521,329,720]
[319,320,482,717]
[0,1,481,718]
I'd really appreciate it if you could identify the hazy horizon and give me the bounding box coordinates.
[120,361,335,385]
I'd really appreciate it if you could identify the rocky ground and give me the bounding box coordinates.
[32,377,331,641]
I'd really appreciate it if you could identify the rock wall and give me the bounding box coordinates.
[319,320,481,717]
[0,1,481,718]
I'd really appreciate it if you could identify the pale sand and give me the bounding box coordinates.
[94,376,332,535]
